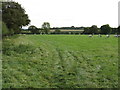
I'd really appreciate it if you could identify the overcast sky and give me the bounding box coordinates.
[14,0,119,28]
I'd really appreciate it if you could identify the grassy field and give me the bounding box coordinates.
[2,35,118,88]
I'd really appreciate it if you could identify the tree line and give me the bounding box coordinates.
[1,1,120,36]
[83,25,119,35]
[27,24,119,35]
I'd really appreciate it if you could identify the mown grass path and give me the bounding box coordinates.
[2,35,118,88]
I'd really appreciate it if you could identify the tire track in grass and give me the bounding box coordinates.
[53,49,83,88]
[69,50,118,88]
[51,48,79,87]
[68,51,99,88]
[67,51,88,87]
[51,48,67,88]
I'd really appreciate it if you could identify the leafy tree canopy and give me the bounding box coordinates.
[28,25,39,34]
[117,26,120,34]
[100,24,111,34]
[2,1,30,33]
[42,22,50,34]
[89,25,98,34]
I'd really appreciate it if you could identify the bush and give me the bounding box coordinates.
[13,44,35,54]
[2,21,9,36]
[2,40,14,56]
[2,40,35,56]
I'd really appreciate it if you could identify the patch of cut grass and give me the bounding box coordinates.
[2,35,118,88]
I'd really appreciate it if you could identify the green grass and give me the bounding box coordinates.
[2,35,118,88]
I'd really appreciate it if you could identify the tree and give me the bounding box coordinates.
[100,24,111,34]
[117,26,120,34]
[83,27,90,34]
[111,28,117,34]
[42,22,50,34]
[28,25,39,34]
[89,25,98,34]
[2,1,30,34]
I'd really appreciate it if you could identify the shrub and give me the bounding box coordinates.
[2,40,35,55]
[2,21,9,36]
